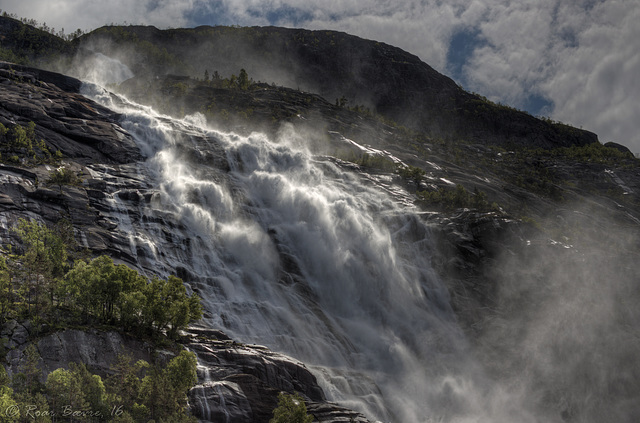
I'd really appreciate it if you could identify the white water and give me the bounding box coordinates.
[79,82,539,423]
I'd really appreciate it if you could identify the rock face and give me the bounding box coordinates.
[185,327,372,423]
[0,61,141,164]
[3,325,153,378]
[0,15,599,149]
[0,61,146,262]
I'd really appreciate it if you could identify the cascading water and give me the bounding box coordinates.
[78,80,536,423]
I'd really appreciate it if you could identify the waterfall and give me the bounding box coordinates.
[79,83,527,423]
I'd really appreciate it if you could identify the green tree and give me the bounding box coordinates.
[0,258,13,325]
[45,167,82,193]
[45,368,88,419]
[14,344,43,396]
[12,392,50,423]
[139,366,174,420]
[68,363,109,420]
[139,351,197,420]
[142,275,202,338]
[106,353,148,411]
[14,218,69,317]
[238,68,249,90]
[58,260,97,321]
[0,365,18,423]
[164,351,197,407]
[269,392,313,423]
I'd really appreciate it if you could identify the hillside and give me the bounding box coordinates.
[1,16,600,149]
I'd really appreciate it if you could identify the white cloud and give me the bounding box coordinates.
[1,0,196,31]
[542,1,640,149]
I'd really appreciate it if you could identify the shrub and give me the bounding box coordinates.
[269,392,313,423]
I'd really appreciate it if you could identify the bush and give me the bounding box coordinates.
[46,167,82,192]
[269,392,313,423]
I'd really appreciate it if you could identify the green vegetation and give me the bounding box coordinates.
[335,152,397,172]
[1,219,202,338]
[397,164,426,182]
[0,122,61,166]
[417,184,497,212]
[1,349,198,422]
[269,392,313,423]
[45,167,82,192]
[0,219,202,421]
[0,11,78,67]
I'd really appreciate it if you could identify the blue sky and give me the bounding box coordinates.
[2,0,639,152]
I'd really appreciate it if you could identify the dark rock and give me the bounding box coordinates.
[605,141,634,156]
[0,61,142,164]
[184,328,337,423]
[33,329,152,377]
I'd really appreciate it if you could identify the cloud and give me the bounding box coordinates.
[2,0,639,151]
[541,2,640,148]
[1,0,196,30]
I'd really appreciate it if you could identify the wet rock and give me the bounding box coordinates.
[183,327,364,423]
[0,61,141,164]
[33,329,152,377]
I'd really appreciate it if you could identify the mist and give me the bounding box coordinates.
[463,202,640,422]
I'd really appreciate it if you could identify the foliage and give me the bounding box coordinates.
[237,68,250,90]
[0,122,60,167]
[0,258,12,325]
[0,365,18,423]
[4,219,202,338]
[9,219,70,321]
[1,350,198,422]
[45,167,82,192]
[139,351,197,421]
[397,164,426,182]
[418,184,496,211]
[58,256,202,337]
[269,392,313,423]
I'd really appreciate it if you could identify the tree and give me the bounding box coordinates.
[45,167,82,193]
[139,366,174,420]
[0,365,18,423]
[106,353,148,410]
[139,351,197,420]
[269,392,313,423]
[14,218,70,317]
[238,68,249,90]
[45,368,88,419]
[68,363,108,419]
[14,344,43,396]
[0,257,13,325]
[142,275,202,338]
[58,260,97,321]
[164,351,197,404]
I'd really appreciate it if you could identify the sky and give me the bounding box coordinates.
[2,0,639,153]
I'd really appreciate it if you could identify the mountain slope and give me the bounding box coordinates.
[79,24,599,149]
[1,16,600,149]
